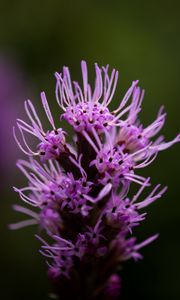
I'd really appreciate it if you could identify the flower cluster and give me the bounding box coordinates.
[11,61,179,299]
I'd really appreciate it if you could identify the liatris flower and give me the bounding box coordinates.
[11,61,180,300]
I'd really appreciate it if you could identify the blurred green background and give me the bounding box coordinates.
[0,0,179,299]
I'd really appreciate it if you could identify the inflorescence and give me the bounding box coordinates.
[11,61,180,299]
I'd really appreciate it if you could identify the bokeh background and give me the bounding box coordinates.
[0,0,179,299]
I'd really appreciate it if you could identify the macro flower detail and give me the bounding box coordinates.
[104,274,122,299]
[11,61,180,300]
[38,127,66,162]
[13,92,67,160]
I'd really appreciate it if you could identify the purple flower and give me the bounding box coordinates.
[13,92,66,160]
[104,274,121,299]
[11,61,179,299]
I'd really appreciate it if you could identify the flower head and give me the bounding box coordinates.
[13,92,66,160]
[11,61,179,299]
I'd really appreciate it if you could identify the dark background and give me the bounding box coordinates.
[0,1,179,299]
